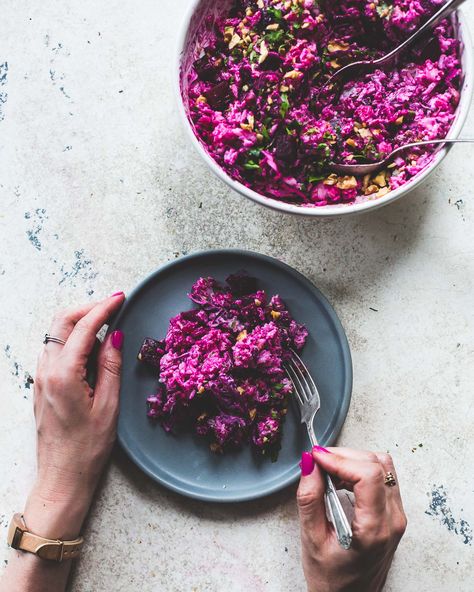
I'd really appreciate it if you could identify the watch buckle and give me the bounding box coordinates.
[37,540,64,562]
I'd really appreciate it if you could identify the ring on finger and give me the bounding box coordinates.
[43,334,67,346]
[384,472,397,487]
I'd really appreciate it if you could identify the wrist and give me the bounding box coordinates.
[22,482,92,540]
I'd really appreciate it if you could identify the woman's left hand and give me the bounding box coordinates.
[23,293,125,540]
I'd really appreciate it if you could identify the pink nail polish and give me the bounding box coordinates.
[300,452,314,476]
[111,330,124,351]
[111,291,125,297]
[313,445,331,454]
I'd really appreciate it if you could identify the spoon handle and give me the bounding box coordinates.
[376,0,467,66]
[390,137,474,160]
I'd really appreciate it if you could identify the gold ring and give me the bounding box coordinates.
[384,472,396,487]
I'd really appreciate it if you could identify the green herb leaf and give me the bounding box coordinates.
[280,93,290,118]
[243,161,261,171]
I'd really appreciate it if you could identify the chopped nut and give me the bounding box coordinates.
[229,33,242,50]
[271,310,281,320]
[267,96,273,104]
[197,385,205,395]
[258,40,269,64]
[323,173,338,186]
[249,408,257,420]
[373,171,387,187]
[197,413,208,421]
[284,70,303,79]
[224,26,235,44]
[256,132,264,142]
[345,138,357,148]
[357,127,372,139]
[237,330,248,341]
[257,0,264,8]
[301,22,310,29]
[336,175,358,190]
[327,41,350,53]
[395,115,404,125]
[365,184,379,195]
[329,59,341,69]
[266,23,280,31]
[280,84,289,92]
[245,7,253,16]
[242,84,249,92]
[237,387,245,395]
[196,95,207,104]
[376,186,390,198]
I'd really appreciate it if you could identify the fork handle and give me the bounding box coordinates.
[306,424,353,550]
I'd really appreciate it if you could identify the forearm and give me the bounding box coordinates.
[0,483,91,592]
[0,551,71,592]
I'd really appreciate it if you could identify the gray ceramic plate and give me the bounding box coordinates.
[111,250,352,502]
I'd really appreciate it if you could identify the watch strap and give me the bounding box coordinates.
[8,514,84,562]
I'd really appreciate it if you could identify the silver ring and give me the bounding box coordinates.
[44,334,66,346]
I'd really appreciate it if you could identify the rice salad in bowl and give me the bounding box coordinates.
[178,0,471,214]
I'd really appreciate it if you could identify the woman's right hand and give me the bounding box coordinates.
[297,447,407,592]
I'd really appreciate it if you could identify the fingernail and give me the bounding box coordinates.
[313,445,331,454]
[111,291,125,297]
[300,452,314,476]
[111,330,124,351]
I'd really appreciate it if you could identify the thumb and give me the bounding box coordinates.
[297,452,328,543]
[94,330,124,410]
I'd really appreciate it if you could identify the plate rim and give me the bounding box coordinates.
[111,249,353,502]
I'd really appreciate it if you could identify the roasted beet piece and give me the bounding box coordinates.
[137,338,165,368]
[204,81,231,110]
[194,55,217,83]
[259,51,282,71]
[274,135,298,164]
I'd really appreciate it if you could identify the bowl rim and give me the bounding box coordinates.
[175,4,473,218]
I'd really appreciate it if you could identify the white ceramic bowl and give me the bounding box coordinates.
[176,2,473,217]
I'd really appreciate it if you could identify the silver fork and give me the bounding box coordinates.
[286,350,352,550]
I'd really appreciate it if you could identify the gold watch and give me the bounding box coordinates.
[7,514,84,562]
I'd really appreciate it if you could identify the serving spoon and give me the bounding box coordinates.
[319,0,467,101]
[329,138,474,176]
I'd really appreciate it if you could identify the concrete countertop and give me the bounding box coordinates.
[0,1,473,590]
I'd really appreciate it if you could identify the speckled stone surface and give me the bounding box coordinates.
[1,1,473,590]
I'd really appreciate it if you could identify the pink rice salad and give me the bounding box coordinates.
[186,0,461,206]
[139,274,308,459]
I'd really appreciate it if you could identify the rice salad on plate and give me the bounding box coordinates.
[139,274,308,460]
